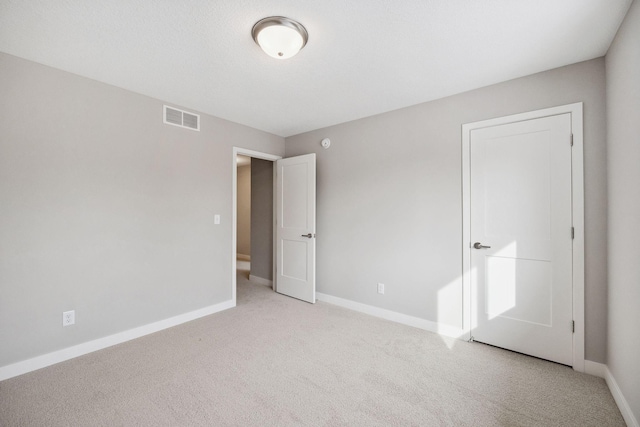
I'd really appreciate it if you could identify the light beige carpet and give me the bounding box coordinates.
[0,264,625,426]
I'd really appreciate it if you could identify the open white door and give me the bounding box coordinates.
[275,153,316,303]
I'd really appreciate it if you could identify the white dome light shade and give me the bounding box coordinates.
[257,25,303,59]
[252,17,308,59]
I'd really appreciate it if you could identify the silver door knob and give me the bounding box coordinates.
[301,233,315,238]
[473,242,491,249]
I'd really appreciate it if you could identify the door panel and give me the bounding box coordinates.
[282,163,310,229]
[276,154,316,303]
[485,256,552,326]
[282,240,308,280]
[471,114,573,365]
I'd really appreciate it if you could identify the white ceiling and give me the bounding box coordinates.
[0,0,632,137]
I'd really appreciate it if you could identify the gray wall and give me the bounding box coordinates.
[250,159,274,281]
[606,0,640,420]
[286,58,608,363]
[0,53,285,367]
[236,163,251,257]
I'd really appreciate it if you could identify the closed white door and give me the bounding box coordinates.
[470,114,573,365]
[275,154,316,303]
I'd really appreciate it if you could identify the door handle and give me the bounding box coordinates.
[473,242,491,249]
[301,233,315,238]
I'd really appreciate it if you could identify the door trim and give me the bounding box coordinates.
[461,103,585,372]
[232,147,282,306]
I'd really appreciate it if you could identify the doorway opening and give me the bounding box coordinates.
[236,154,275,283]
[231,148,281,306]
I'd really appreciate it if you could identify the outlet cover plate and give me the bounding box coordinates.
[63,310,75,326]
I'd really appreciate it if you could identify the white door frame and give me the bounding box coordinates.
[232,147,282,306]
[462,102,585,372]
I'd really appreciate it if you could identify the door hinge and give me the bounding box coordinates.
[571,227,575,239]
[570,134,574,146]
[572,320,575,333]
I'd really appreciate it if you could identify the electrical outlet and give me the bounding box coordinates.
[377,283,385,295]
[62,310,75,326]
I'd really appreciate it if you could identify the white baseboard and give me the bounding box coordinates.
[584,360,607,378]
[605,366,639,427]
[237,254,251,261]
[584,361,638,426]
[0,299,235,382]
[249,275,273,287]
[315,292,466,340]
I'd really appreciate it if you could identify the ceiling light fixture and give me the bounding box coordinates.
[252,16,308,59]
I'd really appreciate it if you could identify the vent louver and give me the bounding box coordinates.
[182,112,199,130]
[163,105,200,131]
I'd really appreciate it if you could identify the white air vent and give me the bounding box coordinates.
[163,105,200,131]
